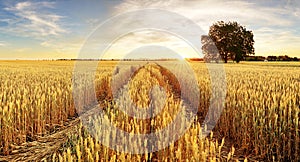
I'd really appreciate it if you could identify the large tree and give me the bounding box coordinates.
[208,21,255,63]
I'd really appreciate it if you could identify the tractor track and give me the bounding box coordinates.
[0,103,101,162]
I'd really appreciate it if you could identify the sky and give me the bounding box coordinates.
[0,0,300,59]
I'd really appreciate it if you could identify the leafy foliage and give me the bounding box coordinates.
[208,21,255,63]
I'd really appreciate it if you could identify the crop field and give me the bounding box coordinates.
[0,60,299,161]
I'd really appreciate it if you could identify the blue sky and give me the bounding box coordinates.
[0,0,300,59]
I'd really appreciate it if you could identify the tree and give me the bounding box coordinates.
[267,56,277,61]
[201,35,220,63]
[208,21,255,63]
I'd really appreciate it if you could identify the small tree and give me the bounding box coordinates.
[208,21,255,63]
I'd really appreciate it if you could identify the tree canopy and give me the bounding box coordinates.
[203,21,255,63]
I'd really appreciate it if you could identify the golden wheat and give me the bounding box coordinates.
[0,61,299,161]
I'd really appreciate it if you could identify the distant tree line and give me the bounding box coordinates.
[244,55,299,61]
[186,55,299,62]
[55,58,179,61]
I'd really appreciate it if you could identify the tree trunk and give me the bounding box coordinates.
[224,53,228,63]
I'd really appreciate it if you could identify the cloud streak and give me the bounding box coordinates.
[112,0,300,56]
[1,0,299,59]
[3,1,67,37]
[0,41,7,47]
[40,39,83,57]
[115,0,294,29]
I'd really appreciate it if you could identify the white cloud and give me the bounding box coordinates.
[86,18,102,28]
[14,48,29,53]
[114,0,293,29]
[254,27,300,55]
[111,0,300,56]
[102,30,200,59]
[3,1,67,37]
[40,40,82,56]
[0,41,7,47]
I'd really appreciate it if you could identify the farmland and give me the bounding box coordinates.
[0,60,299,161]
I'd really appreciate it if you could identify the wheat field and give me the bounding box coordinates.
[0,60,299,161]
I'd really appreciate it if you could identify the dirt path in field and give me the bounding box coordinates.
[0,118,80,161]
[0,104,102,162]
